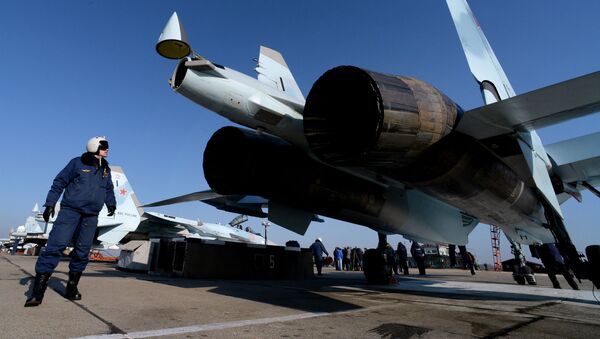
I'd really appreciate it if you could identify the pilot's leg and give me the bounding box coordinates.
[66,214,98,300]
[68,214,98,273]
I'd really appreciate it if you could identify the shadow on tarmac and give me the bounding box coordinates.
[82,264,599,312]
[85,266,365,313]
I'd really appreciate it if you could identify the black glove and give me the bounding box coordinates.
[107,205,116,217]
[43,205,55,222]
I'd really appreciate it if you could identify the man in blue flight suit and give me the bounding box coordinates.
[25,136,116,307]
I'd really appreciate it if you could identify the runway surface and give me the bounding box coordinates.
[2,253,599,338]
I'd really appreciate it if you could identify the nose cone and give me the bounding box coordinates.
[156,12,191,59]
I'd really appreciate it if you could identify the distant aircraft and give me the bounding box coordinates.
[34,166,274,247]
[154,0,600,286]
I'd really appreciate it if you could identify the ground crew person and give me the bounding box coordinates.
[385,243,396,275]
[533,243,579,290]
[396,242,409,275]
[411,241,426,275]
[459,245,476,275]
[309,238,329,275]
[25,136,116,307]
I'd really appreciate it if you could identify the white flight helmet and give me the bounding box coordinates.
[317,237,322,242]
[86,136,109,153]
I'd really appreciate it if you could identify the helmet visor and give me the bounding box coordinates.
[98,140,109,151]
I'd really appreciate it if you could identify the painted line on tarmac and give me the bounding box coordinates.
[74,304,395,339]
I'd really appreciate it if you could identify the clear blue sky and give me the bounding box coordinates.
[1,1,599,265]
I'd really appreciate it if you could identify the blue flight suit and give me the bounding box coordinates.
[36,152,116,274]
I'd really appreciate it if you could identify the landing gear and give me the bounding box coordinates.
[506,236,536,285]
[363,233,393,284]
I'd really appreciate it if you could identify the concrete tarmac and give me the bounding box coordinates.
[2,253,599,338]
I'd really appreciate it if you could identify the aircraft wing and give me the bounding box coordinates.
[456,71,600,139]
[143,190,325,235]
[142,190,221,207]
[143,190,268,218]
[140,212,217,240]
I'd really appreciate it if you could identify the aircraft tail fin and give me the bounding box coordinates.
[25,216,44,234]
[255,46,305,102]
[446,0,515,104]
[96,166,142,245]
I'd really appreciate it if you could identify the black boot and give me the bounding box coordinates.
[24,272,52,307]
[65,271,82,300]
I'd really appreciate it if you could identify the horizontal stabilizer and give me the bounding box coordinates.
[457,72,600,139]
[546,132,600,185]
[97,225,128,245]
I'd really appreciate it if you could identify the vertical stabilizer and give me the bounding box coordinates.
[25,216,44,234]
[96,166,142,245]
[255,46,305,103]
[446,0,515,104]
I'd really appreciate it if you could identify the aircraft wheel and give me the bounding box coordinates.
[363,249,390,284]
[513,275,526,285]
[586,245,600,265]
[586,245,600,289]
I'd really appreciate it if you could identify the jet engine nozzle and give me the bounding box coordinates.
[304,66,462,169]
[203,127,386,225]
[156,12,191,59]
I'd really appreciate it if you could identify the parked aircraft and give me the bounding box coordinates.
[33,166,274,247]
[153,0,600,286]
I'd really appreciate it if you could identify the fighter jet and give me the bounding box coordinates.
[35,166,274,247]
[154,0,600,286]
